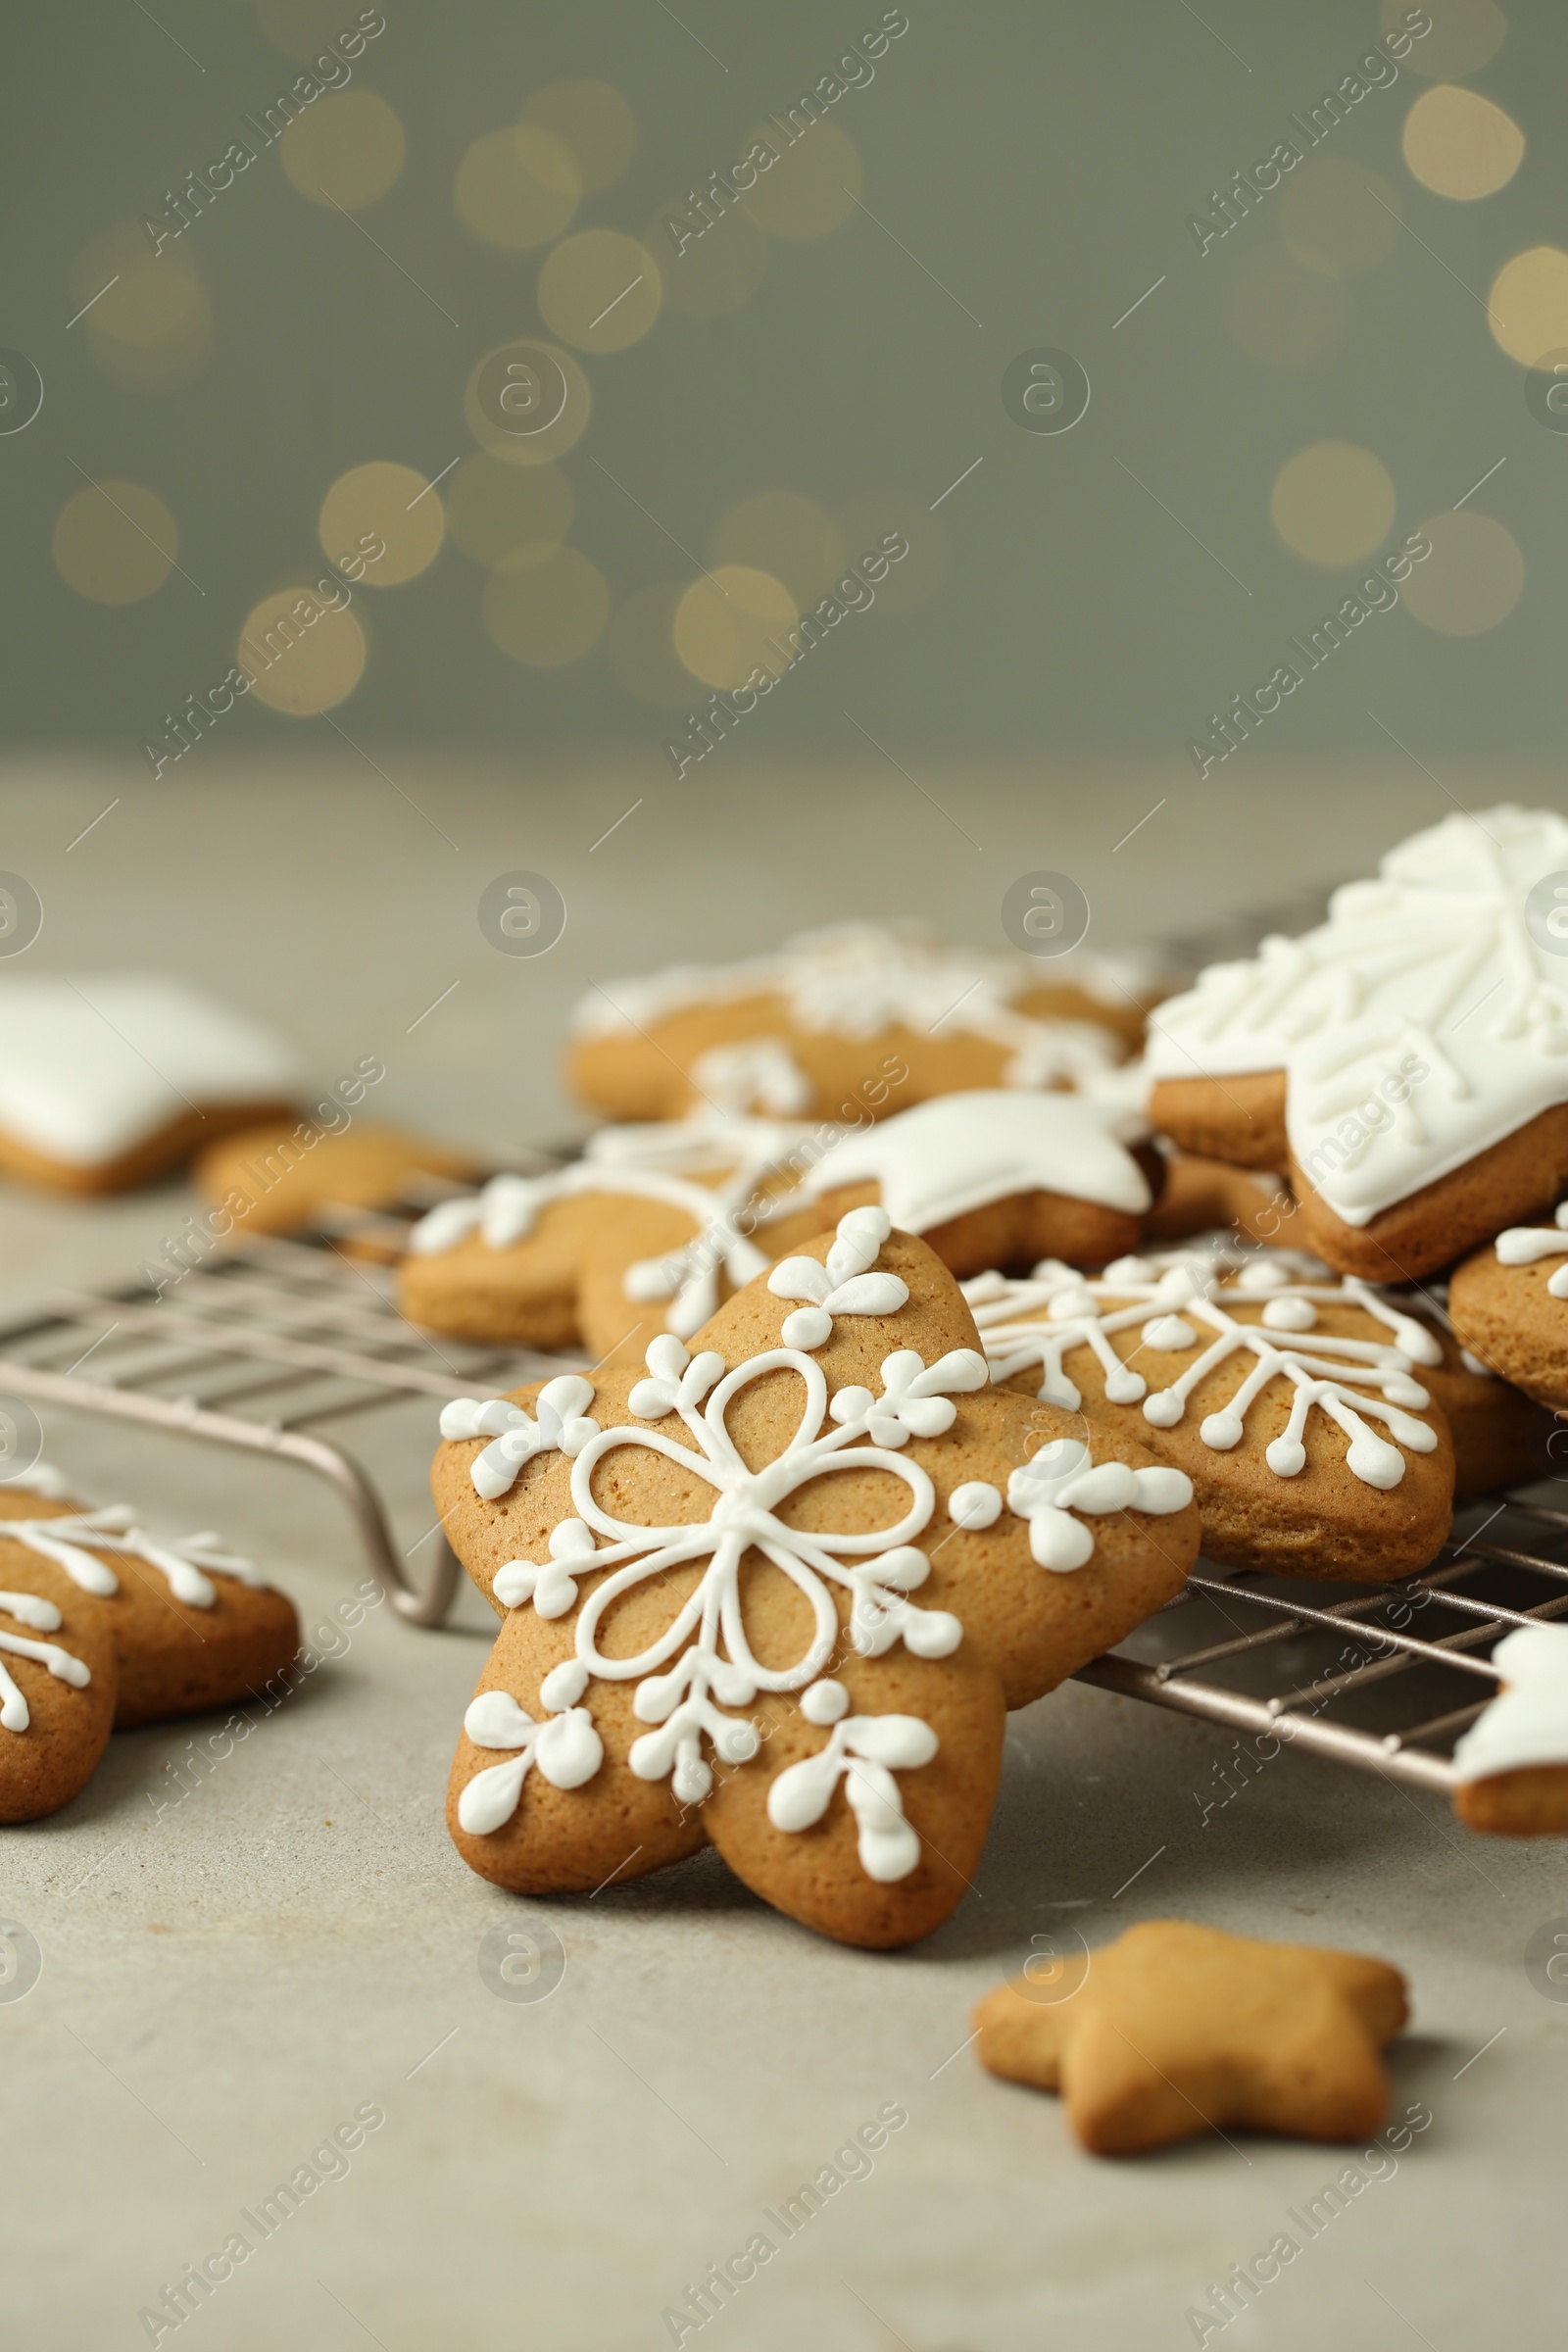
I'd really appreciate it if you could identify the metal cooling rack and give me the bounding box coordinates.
[0,1202,571,1625]
[1,1167,1559,1811]
[1075,1494,1568,1798]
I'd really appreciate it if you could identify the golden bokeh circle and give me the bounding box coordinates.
[673,566,798,690]
[608,582,697,709]
[713,492,847,610]
[445,456,573,564]
[482,545,609,665]
[1402,85,1523,201]
[740,123,862,240]
[1400,512,1523,635]
[1270,443,1396,565]
[1379,0,1506,78]
[520,82,636,193]
[238,586,368,713]
[537,229,662,354]
[455,125,580,251]
[1223,246,1349,369]
[52,482,177,605]
[278,90,406,208]
[73,223,212,391]
[318,461,443,585]
[651,200,770,318]
[1488,247,1568,368]
[836,490,944,616]
[464,339,590,466]
[1282,160,1403,277]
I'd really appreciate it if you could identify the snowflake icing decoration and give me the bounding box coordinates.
[964,1248,1445,1490]
[1494,1200,1568,1298]
[0,1508,266,1606]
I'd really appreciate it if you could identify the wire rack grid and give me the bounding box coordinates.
[0,1192,1561,1803]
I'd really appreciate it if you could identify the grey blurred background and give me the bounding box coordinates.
[4,0,1563,778]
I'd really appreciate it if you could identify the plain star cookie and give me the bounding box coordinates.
[565,921,1160,1123]
[431,1208,1200,1950]
[973,1919,1408,2154]
[0,975,298,1193]
[0,1486,299,1728]
[965,1244,1485,1579]
[1146,808,1568,1281]
[196,1119,478,1240]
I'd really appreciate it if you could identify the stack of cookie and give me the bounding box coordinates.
[397,863,1568,1948]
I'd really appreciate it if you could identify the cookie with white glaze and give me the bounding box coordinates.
[432,1210,1200,1951]
[0,1551,116,1822]
[0,976,298,1194]
[565,921,1161,1124]
[398,1111,817,1363]
[1451,1624,1568,1836]
[0,1487,299,1728]
[968,1245,1460,1579]
[1146,808,1568,1281]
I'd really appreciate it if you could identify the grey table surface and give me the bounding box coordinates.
[4,759,1566,2352]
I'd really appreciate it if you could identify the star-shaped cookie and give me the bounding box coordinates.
[974,1919,1408,2154]
[1146,808,1568,1281]
[565,920,1155,1122]
[431,1207,1201,1949]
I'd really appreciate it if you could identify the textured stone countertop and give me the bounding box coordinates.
[4,760,1565,2351]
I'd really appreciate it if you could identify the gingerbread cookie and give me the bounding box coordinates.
[0,1487,299,1728]
[196,1119,478,1240]
[759,1090,1157,1280]
[1451,1623,1568,1835]
[1146,807,1568,1281]
[400,1110,815,1362]
[401,1093,1158,1366]
[973,1919,1408,2154]
[566,921,1161,1123]
[0,975,299,1193]
[1448,1203,1568,1412]
[0,1549,116,1822]
[1143,1152,1287,1245]
[967,1245,1466,1578]
[432,1208,1200,1949]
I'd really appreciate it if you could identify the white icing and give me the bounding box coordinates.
[408,1108,817,1342]
[786,1091,1152,1230]
[456,1686,604,1833]
[1005,1438,1193,1571]
[0,976,297,1164]
[1494,1200,1568,1298]
[4,1462,70,1499]
[0,1590,90,1732]
[689,1038,812,1115]
[766,1206,907,1348]
[0,1508,266,1606]
[948,1480,1003,1530]
[766,1693,939,1881]
[568,921,1155,1093]
[439,1378,598,1502]
[1146,808,1568,1224]
[966,1247,1445,1491]
[1452,1624,1568,1784]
